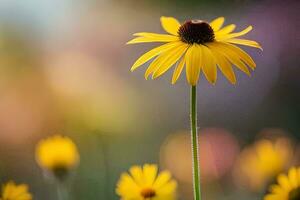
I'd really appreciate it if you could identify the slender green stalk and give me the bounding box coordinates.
[98,133,110,200]
[190,85,202,200]
[56,181,69,200]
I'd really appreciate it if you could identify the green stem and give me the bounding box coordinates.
[190,86,202,200]
[56,182,69,200]
[98,133,110,200]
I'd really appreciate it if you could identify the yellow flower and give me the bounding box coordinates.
[1,181,32,200]
[35,135,79,180]
[264,167,300,200]
[235,138,293,191]
[116,164,177,200]
[128,16,262,85]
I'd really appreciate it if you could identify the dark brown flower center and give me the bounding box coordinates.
[289,187,300,200]
[141,188,156,199]
[52,165,69,181]
[178,20,215,44]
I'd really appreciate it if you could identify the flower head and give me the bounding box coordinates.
[116,164,177,200]
[235,138,293,191]
[128,16,262,85]
[1,181,32,200]
[35,135,80,180]
[264,167,300,200]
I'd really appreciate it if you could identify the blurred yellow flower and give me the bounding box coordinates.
[235,138,294,191]
[1,181,32,200]
[36,135,79,180]
[128,16,261,85]
[116,164,177,200]
[264,167,300,200]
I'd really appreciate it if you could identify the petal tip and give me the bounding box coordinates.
[230,79,237,84]
[152,73,159,79]
[130,66,137,72]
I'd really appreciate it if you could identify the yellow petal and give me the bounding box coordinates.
[288,167,299,188]
[156,180,177,195]
[185,44,202,86]
[172,56,185,84]
[297,168,300,184]
[215,24,236,35]
[226,38,263,50]
[143,164,158,185]
[153,171,171,188]
[144,43,182,79]
[153,44,187,79]
[130,42,179,71]
[264,194,282,200]
[129,166,144,185]
[216,26,253,41]
[219,42,257,70]
[145,54,166,79]
[210,17,225,31]
[210,47,236,84]
[116,173,140,198]
[207,42,251,76]
[277,174,291,191]
[270,184,283,194]
[127,33,178,44]
[160,16,181,35]
[201,45,217,84]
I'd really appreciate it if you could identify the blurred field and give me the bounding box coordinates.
[0,0,299,199]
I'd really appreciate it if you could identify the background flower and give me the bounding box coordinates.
[264,167,300,200]
[35,135,80,180]
[234,137,295,192]
[116,164,177,200]
[0,181,32,200]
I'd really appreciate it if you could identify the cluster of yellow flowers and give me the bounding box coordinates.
[0,135,80,200]
[1,134,177,200]
[1,133,299,200]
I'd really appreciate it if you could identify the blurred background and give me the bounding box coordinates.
[0,0,299,199]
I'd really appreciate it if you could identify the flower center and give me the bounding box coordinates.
[178,20,215,44]
[289,187,300,200]
[52,165,69,181]
[141,188,156,199]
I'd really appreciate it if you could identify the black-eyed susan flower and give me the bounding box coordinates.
[116,164,177,200]
[235,138,294,191]
[128,16,261,85]
[264,167,300,200]
[36,135,79,181]
[1,181,32,200]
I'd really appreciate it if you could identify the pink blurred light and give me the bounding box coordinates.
[160,128,240,183]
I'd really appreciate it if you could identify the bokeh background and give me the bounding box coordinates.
[0,0,299,199]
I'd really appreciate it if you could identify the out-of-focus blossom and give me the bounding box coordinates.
[36,135,79,181]
[116,164,177,200]
[234,137,294,191]
[1,181,32,200]
[160,128,239,183]
[264,167,300,200]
